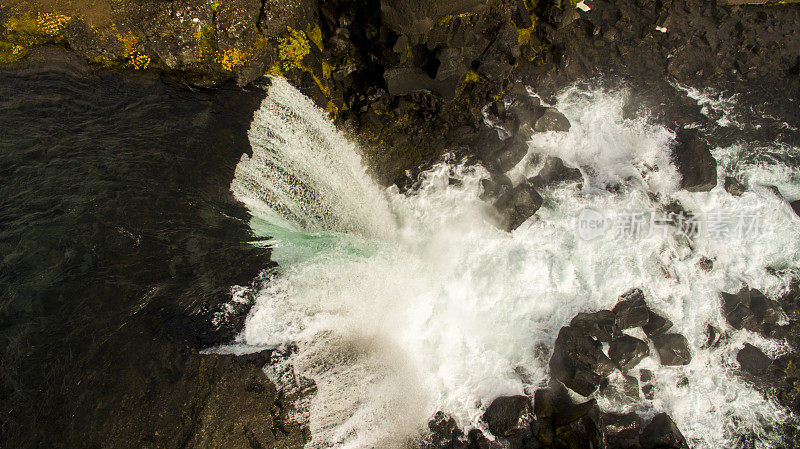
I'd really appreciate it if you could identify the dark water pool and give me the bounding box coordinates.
[0,52,272,446]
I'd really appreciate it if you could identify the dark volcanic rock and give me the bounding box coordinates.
[652,333,692,366]
[482,395,532,437]
[534,108,571,133]
[737,343,773,377]
[569,310,616,342]
[643,310,673,337]
[601,411,641,449]
[599,374,640,403]
[426,411,468,448]
[609,335,650,372]
[493,179,543,231]
[534,382,596,426]
[529,156,583,190]
[549,326,615,396]
[640,413,689,449]
[721,288,783,335]
[671,128,717,192]
[613,289,651,330]
[791,200,800,218]
[724,176,746,197]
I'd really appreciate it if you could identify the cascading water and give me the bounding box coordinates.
[226,77,800,449]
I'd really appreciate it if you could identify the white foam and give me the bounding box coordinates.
[231,81,800,449]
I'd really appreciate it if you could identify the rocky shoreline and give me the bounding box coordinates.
[2,0,800,448]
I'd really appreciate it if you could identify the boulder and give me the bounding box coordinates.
[549,326,615,396]
[479,173,512,201]
[534,108,571,132]
[737,343,773,376]
[642,310,673,337]
[792,200,800,217]
[652,333,692,366]
[698,256,714,272]
[640,413,689,449]
[724,176,746,196]
[383,67,461,99]
[493,180,543,231]
[569,310,616,342]
[640,369,655,400]
[721,288,783,335]
[529,156,583,189]
[671,128,717,192]
[613,289,651,330]
[609,335,650,372]
[380,0,489,42]
[482,395,532,437]
[601,411,641,449]
[534,382,596,426]
[426,411,467,448]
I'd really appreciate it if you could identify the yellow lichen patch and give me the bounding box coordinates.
[517,22,535,46]
[464,69,483,83]
[217,48,250,71]
[325,100,339,118]
[0,41,27,63]
[277,27,310,71]
[116,32,150,69]
[305,24,323,50]
[194,25,217,61]
[36,12,71,36]
[437,12,477,26]
[211,0,221,11]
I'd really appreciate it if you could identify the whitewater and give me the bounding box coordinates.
[224,77,800,449]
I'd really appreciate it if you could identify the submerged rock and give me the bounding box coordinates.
[724,176,746,196]
[482,395,532,437]
[613,289,651,330]
[609,335,650,372]
[652,333,692,366]
[493,180,543,231]
[737,343,773,376]
[601,411,641,449]
[671,128,717,192]
[549,326,615,396]
[640,413,689,449]
[569,310,616,342]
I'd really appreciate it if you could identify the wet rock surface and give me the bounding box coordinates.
[609,335,650,372]
[613,289,651,330]
[549,326,615,396]
[493,179,544,231]
[652,333,692,366]
[671,128,717,192]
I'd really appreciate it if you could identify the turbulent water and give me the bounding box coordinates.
[227,77,800,449]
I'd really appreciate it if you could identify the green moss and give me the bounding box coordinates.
[464,69,483,83]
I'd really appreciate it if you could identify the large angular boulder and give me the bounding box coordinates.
[534,382,596,426]
[609,335,650,372]
[493,180,543,231]
[380,0,489,42]
[549,326,615,396]
[737,343,773,376]
[721,288,783,335]
[640,413,689,449]
[529,156,583,190]
[569,310,616,342]
[671,128,717,192]
[652,333,692,366]
[482,395,532,437]
[613,289,651,330]
[643,310,673,337]
[534,108,571,132]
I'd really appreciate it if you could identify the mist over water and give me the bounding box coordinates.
[229,78,800,449]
